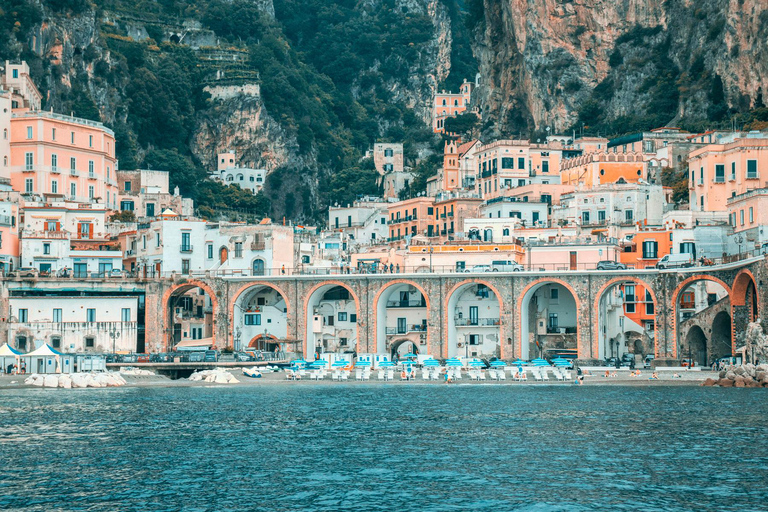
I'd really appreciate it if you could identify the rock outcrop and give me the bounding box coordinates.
[709,364,768,387]
[189,369,239,384]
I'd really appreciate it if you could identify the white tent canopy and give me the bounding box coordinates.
[22,344,63,357]
[0,343,21,356]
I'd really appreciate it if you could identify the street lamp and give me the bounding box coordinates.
[234,326,242,353]
[736,235,744,259]
[429,247,433,273]
[109,327,121,355]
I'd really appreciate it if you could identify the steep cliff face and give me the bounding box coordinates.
[475,0,767,135]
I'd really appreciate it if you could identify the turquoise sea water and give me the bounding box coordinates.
[1,385,767,511]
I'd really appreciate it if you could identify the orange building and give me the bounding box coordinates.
[433,193,483,239]
[560,152,647,188]
[433,80,474,133]
[619,230,673,269]
[387,196,436,242]
[475,140,564,200]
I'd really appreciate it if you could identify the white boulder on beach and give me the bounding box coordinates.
[189,369,239,384]
[24,372,128,388]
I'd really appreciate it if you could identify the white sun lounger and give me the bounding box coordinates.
[422,369,430,380]
[532,369,542,381]
[355,369,362,381]
[478,370,486,381]
[498,370,506,381]
[378,370,385,380]
[386,369,394,381]
[362,369,371,381]
[541,370,550,381]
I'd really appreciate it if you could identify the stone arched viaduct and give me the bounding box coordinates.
[144,257,768,364]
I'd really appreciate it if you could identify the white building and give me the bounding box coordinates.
[328,197,388,246]
[8,296,139,353]
[213,150,266,194]
[479,198,549,227]
[553,183,668,230]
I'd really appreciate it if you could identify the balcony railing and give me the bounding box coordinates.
[455,317,500,326]
[180,245,193,253]
[8,321,137,330]
[88,172,96,179]
[386,324,427,335]
[386,300,426,308]
[70,169,80,177]
[251,241,266,251]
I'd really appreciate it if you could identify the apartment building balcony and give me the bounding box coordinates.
[455,317,500,327]
[386,324,427,335]
[386,299,427,308]
[0,214,13,227]
[20,229,69,239]
[9,321,138,331]
[180,244,193,253]
[70,169,80,177]
[251,241,266,251]
[126,249,137,256]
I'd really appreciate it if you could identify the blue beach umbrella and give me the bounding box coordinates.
[511,359,526,366]
[490,360,507,368]
[531,358,550,367]
[552,358,571,367]
[445,358,462,367]
[291,359,308,367]
[422,359,439,367]
[355,360,371,368]
[333,360,350,368]
[402,353,418,359]
[309,360,327,369]
[468,360,485,367]
[378,361,395,368]
[399,360,417,365]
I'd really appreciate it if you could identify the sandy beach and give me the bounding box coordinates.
[0,367,713,389]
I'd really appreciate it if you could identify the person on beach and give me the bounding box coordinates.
[650,372,659,380]
[604,370,610,378]
[575,376,584,385]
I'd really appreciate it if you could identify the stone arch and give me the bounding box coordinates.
[303,280,361,358]
[162,280,219,352]
[684,325,707,366]
[731,270,757,308]
[229,281,293,349]
[711,311,732,361]
[444,279,505,359]
[372,279,431,356]
[517,278,581,360]
[593,276,658,360]
[671,275,732,360]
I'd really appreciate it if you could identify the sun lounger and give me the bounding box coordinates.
[362,369,371,381]
[422,369,430,380]
[478,371,486,381]
[285,369,295,380]
[355,369,362,381]
[386,369,394,381]
[532,370,542,381]
[488,369,496,380]
[541,370,550,381]
[378,370,385,380]
[454,369,462,380]
[564,371,571,380]
[498,370,506,381]
[520,370,527,381]
[341,371,349,380]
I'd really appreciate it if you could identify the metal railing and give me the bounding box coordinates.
[385,324,427,335]
[180,245,193,253]
[386,300,426,308]
[454,317,500,326]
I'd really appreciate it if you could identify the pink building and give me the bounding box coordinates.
[433,80,474,133]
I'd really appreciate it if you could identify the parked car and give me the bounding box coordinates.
[656,253,694,269]
[491,260,525,272]
[596,260,627,271]
[187,351,205,362]
[235,352,255,362]
[108,269,127,278]
[465,265,491,273]
[105,354,117,363]
[136,353,150,363]
[620,353,636,369]
[605,357,619,368]
[681,358,695,367]
[120,354,138,363]
[643,354,655,369]
[57,267,72,278]
[204,350,219,362]
[150,353,174,363]
[10,267,38,278]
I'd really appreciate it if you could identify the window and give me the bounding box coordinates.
[338,312,348,322]
[582,211,590,224]
[89,135,93,147]
[518,157,525,170]
[146,203,155,217]
[181,232,191,252]
[642,240,658,259]
[750,207,754,223]
[85,336,95,348]
[70,157,76,170]
[731,162,736,180]
[51,180,58,194]
[25,152,33,170]
[51,336,61,348]
[625,210,634,222]
[181,259,190,275]
[350,314,357,323]
[234,242,243,258]
[740,209,745,226]
[598,210,606,222]
[26,126,33,139]
[155,232,160,247]
[25,178,33,193]
[747,160,758,179]
[550,288,559,301]
[244,313,262,325]
[207,244,213,259]
[51,154,58,170]
[43,243,50,255]
[88,185,94,199]
[542,160,549,173]
[625,285,636,313]
[12,69,18,78]
[70,183,76,197]
[348,215,352,227]
[122,308,131,322]
[71,132,75,144]
[125,181,131,192]
[120,200,134,211]
[548,313,559,331]
[88,161,94,176]
[714,164,725,183]
[86,309,96,322]
[18,309,28,322]
[501,157,514,169]
[52,128,58,140]
[645,290,654,315]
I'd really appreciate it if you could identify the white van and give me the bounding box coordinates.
[491,260,524,272]
[656,253,694,269]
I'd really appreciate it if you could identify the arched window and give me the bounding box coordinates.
[249,176,254,182]
[442,99,446,106]
[237,174,244,181]
[226,175,234,182]
[454,99,458,106]
[483,229,493,242]
[502,228,510,236]
[252,259,265,276]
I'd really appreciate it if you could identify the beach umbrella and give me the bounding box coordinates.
[354,360,370,368]
[468,360,485,367]
[333,360,350,368]
[422,358,440,367]
[378,361,395,367]
[531,358,550,367]
[291,359,308,367]
[489,360,507,368]
[309,360,327,369]
[399,359,417,365]
[445,358,462,367]
[511,359,526,366]
[552,358,571,367]
[401,353,418,359]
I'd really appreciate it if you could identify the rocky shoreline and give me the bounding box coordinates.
[702,364,768,388]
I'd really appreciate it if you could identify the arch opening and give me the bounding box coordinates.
[675,278,730,364]
[234,284,288,353]
[710,311,732,362]
[521,282,577,360]
[684,325,707,367]
[168,285,215,350]
[305,284,358,360]
[597,280,656,362]
[375,283,427,358]
[447,282,500,359]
